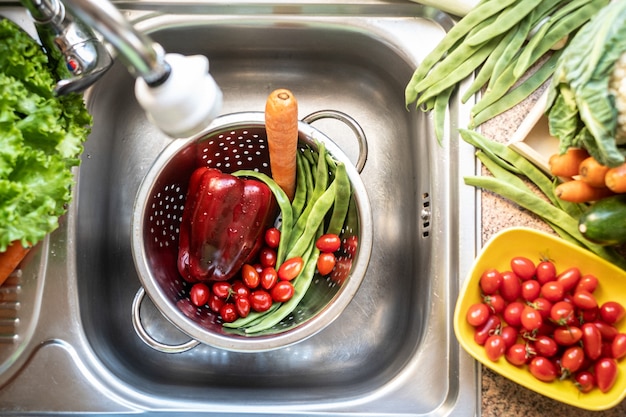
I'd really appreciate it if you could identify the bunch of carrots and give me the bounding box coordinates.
[550,148,626,203]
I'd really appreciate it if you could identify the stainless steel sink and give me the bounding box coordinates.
[0,2,480,415]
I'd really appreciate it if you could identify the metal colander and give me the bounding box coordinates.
[131,110,372,353]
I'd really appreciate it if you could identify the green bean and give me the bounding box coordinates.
[232,170,293,265]
[326,162,351,235]
[472,51,563,128]
[286,179,336,260]
[291,152,308,221]
[476,151,528,190]
[465,0,542,46]
[433,85,454,143]
[459,129,521,175]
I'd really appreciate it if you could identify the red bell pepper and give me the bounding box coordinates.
[178,167,274,283]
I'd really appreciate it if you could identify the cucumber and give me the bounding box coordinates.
[578,195,626,246]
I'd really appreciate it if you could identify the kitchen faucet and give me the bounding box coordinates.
[20,0,223,138]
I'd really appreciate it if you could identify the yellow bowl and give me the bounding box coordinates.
[454,227,626,411]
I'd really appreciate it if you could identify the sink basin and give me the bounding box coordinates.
[0,2,479,415]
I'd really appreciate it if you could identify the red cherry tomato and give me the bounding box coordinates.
[249,290,273,312]
[212,282,232,299]
[483,294,505,315]
[500,325,518,349]
[554,326,582,346]
[572,290,598,310]
[260,267,278,290]
[510,256,536,281]
[208,293,224,313]
[600,301,626,325]
[315,233,341,253]
[466,303,491,327]
[231,280,250,298]
[594,321,619,342]
[474,314,501,346]
[576,274,598,293]
[521,280,541,302]
[535,260,557,284]
[503,301,525,328]
[484,335,506,361]
[581,322,603,360]
[270,281,295,303]
[264,227,281,248]
[219,303,238,323]
[594,358,618,393]
[521,305,543,332]
[560,346,585,375]
[612,333,626,360]
[235,295,250,318]
[277,257,304,281]
[479,268,502,295]
[532,297,553,320]
[574,371,596,393]
[189,283,210,307]
[259,247,277,268]
[506,343,529,366]
[529,356,558,382]
[550,300,576,326]
[533,335,558,358]
[540,281,564,303]
[500,271,522,302]
[316,252,336,276]
[556,266,581,293]
[241,264,260,289]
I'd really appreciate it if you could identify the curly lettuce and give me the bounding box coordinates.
[0,18,92,252]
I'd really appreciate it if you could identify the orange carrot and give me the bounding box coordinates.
[579,156,611,188]
[555,179,614,203]
[605,163,626,193]
[0,241,31,287]
[265,88,299,201]
[549,148,589,178]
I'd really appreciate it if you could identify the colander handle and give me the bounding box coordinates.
[132,287,201,354]
[302,110,368,173]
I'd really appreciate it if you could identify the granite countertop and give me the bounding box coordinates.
[477,88,626,416]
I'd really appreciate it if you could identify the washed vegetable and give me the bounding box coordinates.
[177,167,275,282]
[265,88,299,200]
[578,195,626,245]
[546,0,626,168]
[605,163,626,193]
[405,0,606,141]
[0,19,92,255]
[554,179,613,203]
[549,147,589,177]
[579,156,611,188]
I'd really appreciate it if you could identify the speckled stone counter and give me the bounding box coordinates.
[477,88,626,416]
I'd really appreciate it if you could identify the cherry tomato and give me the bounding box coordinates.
[556,266,581,293]
[474,314,501,346]
[521,280,541,302]
[316,252,336,276]
[500,325,519,349]
[579,306,599,323]
[581,322,603,360]
[510,256,536,281]
[521,305,543,332]
[249,290,273,312]
[506,343,529,366]
[533,335,558,358]
[532,297,553,320]
[572,290,598,310]
[208,293,224,313]
[503,301,525,328]
[212,282,232,300]
[576,274,598,293]
[535,260,557,284]
[260,267,278,290]
[342,235,358,257]
[259,247,277,268]
[466,303,491,327]
[611,333,626,360]
[277,257,304,281]
[550,300,576,326]
[560,346,585,375]
[235,295,250,318]
[485,335,506,361]
[219,303,238,323]
[315,233,341,253]
[231,280,250,298]
[270,281,295,303]
[554,326,582,346]
[594,358,618,393]
[480,268,502,295]
[594,321,619,342]
[529,356,558,382]
[264,227,281,248]
[500,271,522,302]
[574,371,596,393]
[189,283,210,307]
[600,301,626,325]
[241,264,260,289]
[483,294,505,315]
[540,281,564,303]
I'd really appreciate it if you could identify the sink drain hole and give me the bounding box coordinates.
[421,192,431,238]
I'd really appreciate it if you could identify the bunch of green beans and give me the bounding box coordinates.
[460,129,626,271]
[405,0,609,142]
[226,141,352,333]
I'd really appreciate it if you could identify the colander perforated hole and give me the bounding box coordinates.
[148,182,186,248]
